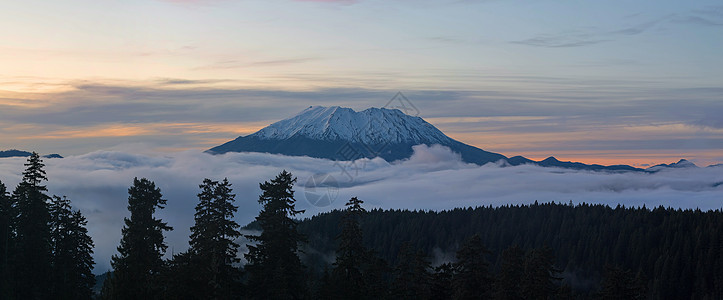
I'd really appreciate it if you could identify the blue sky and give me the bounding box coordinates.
[1,0,722,165]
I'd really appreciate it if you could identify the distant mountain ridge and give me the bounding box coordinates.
[208,106,698,172]
[0,149,62,159]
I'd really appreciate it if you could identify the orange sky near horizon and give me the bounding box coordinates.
[2,116,719,167]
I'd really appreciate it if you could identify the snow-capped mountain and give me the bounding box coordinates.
[207,106,506,164]
[208,106,691,172]
[250,106,452,145]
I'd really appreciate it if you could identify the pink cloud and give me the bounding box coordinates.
[159,0,222,4]
[295,0,358,4]
[161,0,358,4]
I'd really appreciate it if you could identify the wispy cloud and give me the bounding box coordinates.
[194,57,320,71]
[512,17,667,48]
[155,78,233,86]
[609,18,664,35]
[158,0,225,5]
[426,35,482,45]
[511,35,608,48]
[515,8,723,49]
[294,0,358,4]
[248,57,320,67]
[13,122,265,140]
[675,16,723,26]
[673,6,723,27]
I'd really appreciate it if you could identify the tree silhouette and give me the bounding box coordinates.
[12,152,52,299]
[186,178,242,299]
[107,177,172,299]
[520,246,561,299]
[0,180,13,299]
[49,195,95,300]
[392,242,432,299]
[495,245,525,300]
[453,234,494,299]
[245,170,307,299]
[597,265,647,300]
[430,263,455,300]
[331,197,368,299]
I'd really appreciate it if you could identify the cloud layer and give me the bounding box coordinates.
[0,145,721,272]
[2,81,723,167]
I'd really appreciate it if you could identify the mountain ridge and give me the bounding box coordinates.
[208,106,697,172]
[0,149,63,159]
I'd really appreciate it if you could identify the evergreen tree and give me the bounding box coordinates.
[49,195,96,300]
[362,254,391,299]
[99,271,116,300]
[245,170,307,299]
[453,234,494,299]
[324,197,390,299]
[331,197,368,299]
[0,180,13,299]
[109,177,173,299]
[520,246,561,299]
[70,210,96,296]
[186,178,242,299]
[49,195,72,296]
[597,265,647,300]
[12,152,52,299]
[391,242,432,299]
[430,263,455,300]
[494,245,525,300]
[315,266,334,300]
[163,251,197,299]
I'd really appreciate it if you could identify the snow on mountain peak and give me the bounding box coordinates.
[249,106,453,144]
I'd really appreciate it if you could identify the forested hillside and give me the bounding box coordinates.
[295,202,722,299]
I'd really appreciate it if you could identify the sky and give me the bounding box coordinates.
[0,146,721,272]
[1,0,723,166]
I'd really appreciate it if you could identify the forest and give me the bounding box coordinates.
[0,153,721,299]
[295,201,722,299]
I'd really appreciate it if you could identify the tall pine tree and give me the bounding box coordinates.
[520,246,562,299]
[331,197,368,299]
[430,263,455,300]
[597,265,647,300]
[49,195,96,300]
[245,170,307,299]
[12,152,52,299]
[0,180,13,299]
[494,245,525,300]
[186,178,242,299]
[391,242,433,299]
[107,177,172,299]
[453,234,494,300]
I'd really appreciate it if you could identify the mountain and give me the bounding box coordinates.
[537,156,641,172]
[209,106,506,164]
[0,149,63,159]
[208,106,650,172]
[646,159,698,172]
